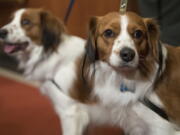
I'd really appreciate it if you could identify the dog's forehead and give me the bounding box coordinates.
[99,12,120,23]
[22,8,41,16]
[11,9,26,23]
[126,12,145,26]
[98,12,120,26]
[97,12,145,30]
[97,12,121,33]
[21,8,43,21]
[10,8,43,24]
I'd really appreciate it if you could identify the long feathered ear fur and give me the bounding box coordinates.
[144,18,160,59]
[85,17,99,62]
[40,10,65,52]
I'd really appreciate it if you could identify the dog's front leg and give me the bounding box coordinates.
[118,107,150,135]
[59,105,89,135]
[40,81,90,135]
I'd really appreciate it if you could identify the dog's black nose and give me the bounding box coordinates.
[120,47,135,62]
[0,29,8,39]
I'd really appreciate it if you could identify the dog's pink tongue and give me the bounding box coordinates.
[4,45,16,53]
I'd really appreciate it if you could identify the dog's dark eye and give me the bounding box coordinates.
[133,30,143,39]
[21,19,31,26]
[103,29,115,38]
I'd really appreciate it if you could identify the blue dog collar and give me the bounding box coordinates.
[120,84,129,92]
[120,83,135,93]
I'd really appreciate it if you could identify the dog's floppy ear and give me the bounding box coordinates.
[144,18,160,58]
[40,10,65,52]
[86,17,99,62]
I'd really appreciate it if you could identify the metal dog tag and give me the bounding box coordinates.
[120,0,128,14]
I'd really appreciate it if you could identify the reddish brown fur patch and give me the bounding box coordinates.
[155,45,180,126]
[69,54,99,104]
[126,12,148,56]
[21,9,43,45]
[21,8,65,51]
[92,12,121,61]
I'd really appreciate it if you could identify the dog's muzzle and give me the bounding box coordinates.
[120,47,135,63]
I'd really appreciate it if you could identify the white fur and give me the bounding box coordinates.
[42,60,175,135]
[22,35,85,84]
[2,9,27,43]
[147,92,164,108]
[92,62,156,106]
[175,131,180,135]
[132,103,175,135]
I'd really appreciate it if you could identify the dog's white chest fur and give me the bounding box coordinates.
[92,62,155,107]
[20,35,85,84]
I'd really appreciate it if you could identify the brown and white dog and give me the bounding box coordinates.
[41,12,179,135]
[0,8,85,83]
[0,9,179,135]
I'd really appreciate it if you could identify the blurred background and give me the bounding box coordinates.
[1,0,180,134]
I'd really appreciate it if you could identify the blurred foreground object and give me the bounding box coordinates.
[0,0,26,4]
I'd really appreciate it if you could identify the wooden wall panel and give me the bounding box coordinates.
[0,4,21,26]
[67,0,120,37]
[26,0,69,20]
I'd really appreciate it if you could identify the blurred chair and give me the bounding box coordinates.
[0,74,124,135]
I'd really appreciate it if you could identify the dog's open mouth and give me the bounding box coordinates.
[3,42,29,54]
